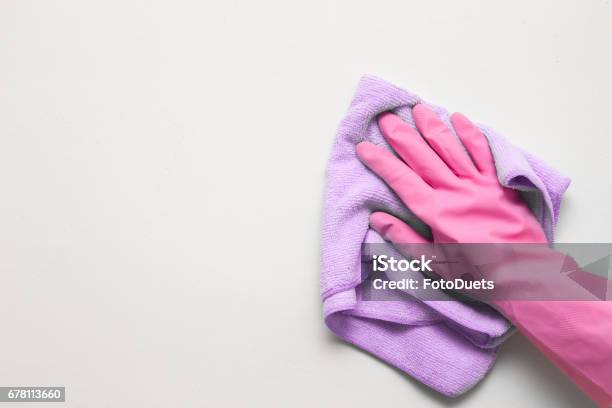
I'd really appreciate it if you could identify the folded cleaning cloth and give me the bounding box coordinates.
[321,75,571,396]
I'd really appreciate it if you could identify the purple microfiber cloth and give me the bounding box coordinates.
[321,75,571,396]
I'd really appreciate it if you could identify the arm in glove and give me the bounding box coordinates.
[356,105,612,407]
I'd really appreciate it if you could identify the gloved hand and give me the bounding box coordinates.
[356,104,547,244]
[357,104,612,407]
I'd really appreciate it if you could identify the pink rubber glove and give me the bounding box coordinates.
[357,105,612,407]
[357,105,547,244]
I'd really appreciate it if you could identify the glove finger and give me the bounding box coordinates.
[369,211,431,244]
[412,104,478,178]
[450,112,496,176]
[356,142,434,223]
[370,212,443,278]
[377,112,456,188]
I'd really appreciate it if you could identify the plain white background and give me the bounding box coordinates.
[1,1,611,407]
